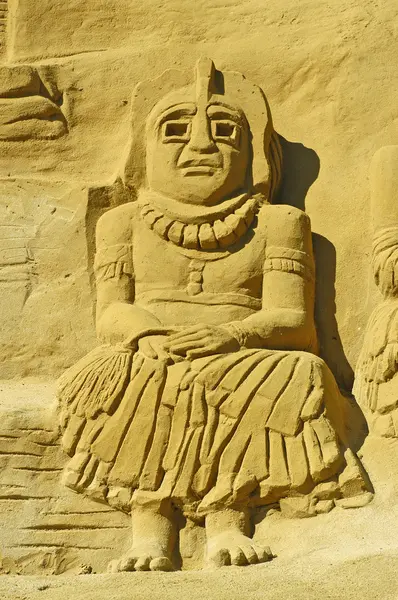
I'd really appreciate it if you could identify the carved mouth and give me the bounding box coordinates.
[181,165,217,176]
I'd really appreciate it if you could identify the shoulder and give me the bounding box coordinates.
[261,204,311,229]
[260,204,312,251]
[96,202,138,247]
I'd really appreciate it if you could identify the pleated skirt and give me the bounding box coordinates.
[61,348,344,514]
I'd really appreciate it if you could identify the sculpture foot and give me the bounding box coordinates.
[108,544,174,572]
[206,531,273,568]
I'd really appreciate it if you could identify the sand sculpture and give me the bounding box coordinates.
[354,146,398,438]
[56,59,371,572]
[0,65,67,141]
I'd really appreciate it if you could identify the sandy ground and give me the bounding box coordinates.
[1,549,398,600]
[2,466,398,600]
[1,430,398,598]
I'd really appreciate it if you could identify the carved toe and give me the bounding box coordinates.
[208,547,231,568]
[230,546,247,566]
[206,532,273,569]
[150,557,174,571]
[241,545,259,564]
[134,556,151,571]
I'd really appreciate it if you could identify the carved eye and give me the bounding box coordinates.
[215,122,235,138]
[162,120,190,142]
[211,120,240,147]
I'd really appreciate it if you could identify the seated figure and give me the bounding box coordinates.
[58,58,368,572]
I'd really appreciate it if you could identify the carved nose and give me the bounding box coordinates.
[188,112,217,153]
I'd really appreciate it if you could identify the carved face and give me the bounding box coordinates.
[146,99,250,206]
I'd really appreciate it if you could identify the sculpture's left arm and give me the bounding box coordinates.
[225,205,318,353]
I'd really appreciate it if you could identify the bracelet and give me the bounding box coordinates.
[222,322,249,348]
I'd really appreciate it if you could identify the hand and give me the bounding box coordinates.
[138,335,170,361]
[164,324,240,360]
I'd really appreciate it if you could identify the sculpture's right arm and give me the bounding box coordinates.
[94,204,162,345]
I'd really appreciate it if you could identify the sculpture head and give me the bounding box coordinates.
[145,59,250,206]
[123,58,282,205]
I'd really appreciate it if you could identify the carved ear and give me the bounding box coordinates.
[212,68,282,202]
[248,90,282,203]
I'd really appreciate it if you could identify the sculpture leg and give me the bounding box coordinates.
[205,507,272,568]
[108,495,176,572]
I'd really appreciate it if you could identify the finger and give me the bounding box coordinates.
[166,325,209,343]
[187,345,218,360]
[164,334,206,350]
[139,339,157,359]
[155,346,171,362]
[167,340,209,355]
[165,331,208,346]
[165,326,185,335]
[168,352,185,364]
[148,340,159,359]
[166,333,207,347]
[145,346,157,360]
